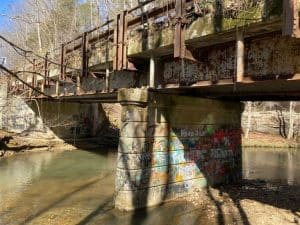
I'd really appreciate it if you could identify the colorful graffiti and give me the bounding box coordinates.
[117,126,242,192]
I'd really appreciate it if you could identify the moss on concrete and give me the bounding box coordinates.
[128,0,282,56]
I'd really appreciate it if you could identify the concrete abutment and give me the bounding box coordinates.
[115,88,243,210]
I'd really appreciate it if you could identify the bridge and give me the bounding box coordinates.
[2,0,300,210]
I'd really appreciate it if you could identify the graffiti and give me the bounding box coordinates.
[172,127,212,137]
[117,124,242,192]
[70,112,93,136]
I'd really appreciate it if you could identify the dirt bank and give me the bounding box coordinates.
[0,130,76,158]
[242,132,299,148]
[185,179,300,225]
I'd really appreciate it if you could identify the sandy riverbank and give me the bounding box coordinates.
[242,132,300,148]
[0,130,76,158]
[185,179,300,225]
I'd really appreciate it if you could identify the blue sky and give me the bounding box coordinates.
[0,0,18,31]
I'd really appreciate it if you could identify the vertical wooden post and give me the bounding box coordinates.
[149,55,155,88]
[236,29,244,83]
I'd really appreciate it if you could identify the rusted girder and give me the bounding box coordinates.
[44,52,50,87]
[174,0,196,61]
[113,11,136,71]
[60,44,66,80]
[283,0,300,37]
[82,32,89,77]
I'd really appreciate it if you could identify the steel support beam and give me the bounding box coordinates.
[149,55,156,88]
[113,11,136,71]
[60,44,66,81]
[174,0,196,61]
[236,29,244,83]
[283,0,300,37]
[82,32,89,77]
[44,52,49,87]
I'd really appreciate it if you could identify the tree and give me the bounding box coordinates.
[288,101,295,140]
[245,101,252,139]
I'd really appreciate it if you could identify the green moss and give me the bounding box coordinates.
[223,5,263,30]
[127,0,283,56]
[186,14,215,39]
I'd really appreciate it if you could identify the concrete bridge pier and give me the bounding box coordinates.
[115,88,243,211]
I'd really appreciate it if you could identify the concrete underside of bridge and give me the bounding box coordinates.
[115,88,242,210]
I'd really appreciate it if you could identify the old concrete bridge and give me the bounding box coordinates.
[3,0,300,210]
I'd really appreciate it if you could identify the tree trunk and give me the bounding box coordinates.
[288,101,295,140]
[36,22,42,52]
[90,0,93,28]
[245,101,252,139]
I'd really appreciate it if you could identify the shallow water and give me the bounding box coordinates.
[243,148,300,185]
[0,148,299,225]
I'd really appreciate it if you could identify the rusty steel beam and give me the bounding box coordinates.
[113,11,127,71]
[44,52,50,87]
[113,11,136,71]
[174,0,196,61]
[82,32,89,77]
[283,0,300,37]
[60,44,66,80]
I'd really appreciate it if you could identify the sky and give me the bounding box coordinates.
[0,0,19,31]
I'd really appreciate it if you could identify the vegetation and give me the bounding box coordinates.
[0,0,142,67]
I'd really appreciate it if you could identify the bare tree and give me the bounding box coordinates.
[288,101,295,140]
[245,101,252,139]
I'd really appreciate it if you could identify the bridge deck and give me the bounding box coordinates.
[6,0,300,101]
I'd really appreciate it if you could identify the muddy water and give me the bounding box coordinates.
[0,148,299,225]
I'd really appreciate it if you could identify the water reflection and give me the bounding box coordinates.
[0,148,299,225]
[0,152,54,203]
[243,148,300,185]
